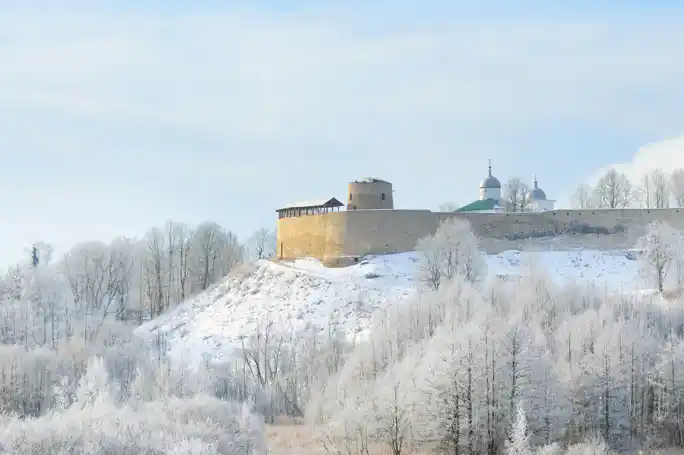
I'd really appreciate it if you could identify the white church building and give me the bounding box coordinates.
[456,161,555,213]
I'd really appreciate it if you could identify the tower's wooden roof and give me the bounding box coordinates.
[275,197,344,212]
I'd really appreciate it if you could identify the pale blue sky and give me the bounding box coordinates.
[1,1,684,266]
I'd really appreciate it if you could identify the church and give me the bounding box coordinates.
[455,161,555,213]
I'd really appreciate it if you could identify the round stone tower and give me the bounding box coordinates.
[347,177,394,210]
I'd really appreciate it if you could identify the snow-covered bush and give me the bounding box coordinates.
[0,395,265,455]
[0,357,266,454]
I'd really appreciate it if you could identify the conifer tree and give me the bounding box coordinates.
[31,244,39,268]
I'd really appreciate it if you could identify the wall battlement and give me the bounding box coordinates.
[276,208,684,265]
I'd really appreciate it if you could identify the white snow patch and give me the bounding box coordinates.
[136,249,641,363]
[488,249,640,291]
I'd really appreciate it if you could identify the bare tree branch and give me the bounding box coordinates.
[571,183,594,209]
[593,169,632,208]
[503,178,529,212]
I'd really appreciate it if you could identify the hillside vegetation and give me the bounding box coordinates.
[1,218,684,453]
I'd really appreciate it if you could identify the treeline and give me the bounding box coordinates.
[0,221,275,347]
[0,220,275,453]
[445,167,684,212]
[570,167,684,210]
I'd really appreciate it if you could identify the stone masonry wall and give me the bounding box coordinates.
[276,208,684,263]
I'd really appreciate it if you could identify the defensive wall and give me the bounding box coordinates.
[276,208,684,266]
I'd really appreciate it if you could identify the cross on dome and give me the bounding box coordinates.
[480,159,501,190]
[528,174,547,200]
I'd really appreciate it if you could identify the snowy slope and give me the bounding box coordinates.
[487,249,640,289]
[136,250,641,363]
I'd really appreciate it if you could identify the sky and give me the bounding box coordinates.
[1,1,684,267]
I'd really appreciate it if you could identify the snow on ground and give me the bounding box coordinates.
[135,249,642,363]
[488,249,640,290]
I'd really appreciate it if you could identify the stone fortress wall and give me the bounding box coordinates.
[276,208,684,266]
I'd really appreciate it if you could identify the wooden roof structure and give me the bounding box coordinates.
[275,197,344,213]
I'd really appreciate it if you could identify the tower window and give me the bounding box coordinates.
[349,193,352,201]
[381,193,386,200]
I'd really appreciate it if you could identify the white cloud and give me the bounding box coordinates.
[596,133,684,183]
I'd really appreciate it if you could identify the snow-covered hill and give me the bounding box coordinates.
[136,249,642,363]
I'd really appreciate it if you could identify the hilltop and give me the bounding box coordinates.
[136,249,643,364]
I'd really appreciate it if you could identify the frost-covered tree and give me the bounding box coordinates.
[305,257,684,453]
[191,222,243,293]
[416,218,485,290]
[12,211,684,453]
[506,401,532,455]
[75,356,112,408]
[373,379,413,455]
[636,221,683,292]
[30,244,39,268]
[413,313,489,454]
[0,392,266,454]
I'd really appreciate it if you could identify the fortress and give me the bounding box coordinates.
[275,164,684,266]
